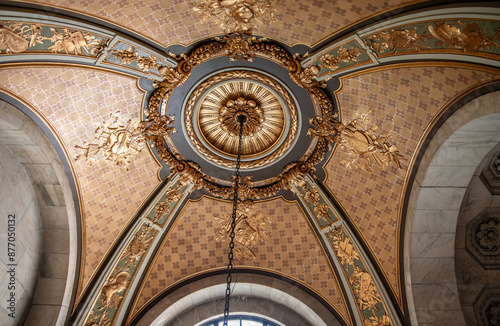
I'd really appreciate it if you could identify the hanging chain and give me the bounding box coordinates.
[223,118,245,326]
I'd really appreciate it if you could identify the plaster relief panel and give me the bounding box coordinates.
[474,285,500,326]
[466,208,500,269]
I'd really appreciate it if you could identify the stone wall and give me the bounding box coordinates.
[405,91,500,325]
[0,99,78,326]
[0,139,41,326]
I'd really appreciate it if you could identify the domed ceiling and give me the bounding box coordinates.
[1,1,500,326]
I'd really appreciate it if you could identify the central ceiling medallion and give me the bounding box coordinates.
[185,70,299,170]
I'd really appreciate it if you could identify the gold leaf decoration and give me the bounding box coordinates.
[336,111,404,171]
[48,28,104,55]
[111,46,160,71]
[368,27,432,53]
[215,200,269,260]
[319,47,363,71]
[75,111,146,171]
[429,21,500,53]
[0,22,43,53]
[191,0,275,34]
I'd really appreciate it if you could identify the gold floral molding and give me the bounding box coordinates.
[75,111,145,171]
[151,175,192,225]
[111,34,326,201]
[319,47,363,72]
[308,110,404,171]
[304,188,331,225]
[111,46,161,72]
[429,21,500,53]
[368,27,432,54]
[328,226,393,326]
[112,30,399,200]
[215,199,268,259]
[0,21,107,55]
[191,0,275,34]
[368,20,500,55]
[291,176,339,229]
[85,223,157,326]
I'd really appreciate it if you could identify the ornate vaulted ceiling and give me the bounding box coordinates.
[1,1,500,326]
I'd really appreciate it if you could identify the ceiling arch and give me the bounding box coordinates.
[405,90,500,325]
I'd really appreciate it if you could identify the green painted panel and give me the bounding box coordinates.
[84,223,157,326]
[326,226,393,326]
[0,21,108,56]
[366,19,500,56]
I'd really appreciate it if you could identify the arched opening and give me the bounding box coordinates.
[197,313,283,326]
[133,272,344,326]
[405,90,500,325]
[0,97,80,326]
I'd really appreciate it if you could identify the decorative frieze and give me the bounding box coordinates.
[84,223,157,326]
[327,226,393,326]
[0,21,108,56]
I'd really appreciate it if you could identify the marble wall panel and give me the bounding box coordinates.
[0,141,40,326]
[407,93,500,326]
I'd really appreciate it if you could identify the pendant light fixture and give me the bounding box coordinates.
[223,114,247,326]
